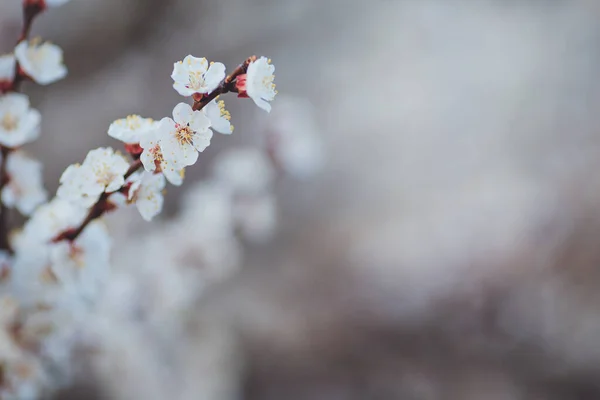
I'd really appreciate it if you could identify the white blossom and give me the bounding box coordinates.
[49,222,111,303]
[234,193,278,243]
[2,151,47,215]
[127,172,165,222]
[171,55,225,97]
[107,115,156,144]
[0,54,15,91]
[245,57,276,112]
[139,128,184,186]
[14,40,67,85]
[157,102,213,167]
[0,93,40,148]
[211,148,275,194]
[57,147,129,207]
[18,198,87,245]
[263,96,323,178]
[203,99,233,134]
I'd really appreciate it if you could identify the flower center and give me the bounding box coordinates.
[262,75,276,92]
[175,124,194,145]
[187,72,205,91]
[1,113,18,131]
[150,145,165,171]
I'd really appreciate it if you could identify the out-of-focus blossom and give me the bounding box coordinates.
[14,40,67,85]
[49,222,111,302]
[264,96,323,178]
[171,56,225,97]
[0,54,16,92]
[211,148,275,194]
[234,193,278,243]
[2,151,47,215]
[0,93,40,148]
[57,147,129,207]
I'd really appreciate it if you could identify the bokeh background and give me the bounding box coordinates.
[5,0,600,398]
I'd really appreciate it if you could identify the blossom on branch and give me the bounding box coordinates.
[158,102,213,168]
[2,151,47,215]
[14,40,67,85]
[171,55,225,97]
[0,93,41,148]
[139,128,184,186]
[57,148,129,208]
[237,57,277,112]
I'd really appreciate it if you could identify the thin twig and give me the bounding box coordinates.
[192,56,256,111]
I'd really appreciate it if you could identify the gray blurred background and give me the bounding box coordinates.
[5,0,600,398]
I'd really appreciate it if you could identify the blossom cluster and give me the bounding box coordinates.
[0,0,322,398]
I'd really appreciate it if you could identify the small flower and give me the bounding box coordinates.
[127,172,166,221]
[57,147,129,207]
[0,54,16,92]
[238,57,276,112]
[14,40,67,85]
[171,55,225,97]
[203,99,233,134]
[107,115,156,144]
[211,148,275,194]
[2,151,47,215]
[139,128,184,186]
[157,102,213,167]
[0,93,40,148]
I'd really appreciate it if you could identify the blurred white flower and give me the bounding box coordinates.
[49,222,111,302]
[171,56,225,97]
[0,93,40,148]
[240,57,276,112]
[18,198,87,245]
[57,147,129,207]
[127,172,166,222]
[0,54,15,91]
[265,96,324,178]
[2,151,47,215]
[158,102,213,167]
[108,115,156,144]
[234,193,278,243]
[139,128,185,187]
[211,148,274,194]
[203,99,233,134]
[14,40,67,85]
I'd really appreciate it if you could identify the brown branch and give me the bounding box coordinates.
[0,147,11,253]
[192,56,256,111]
